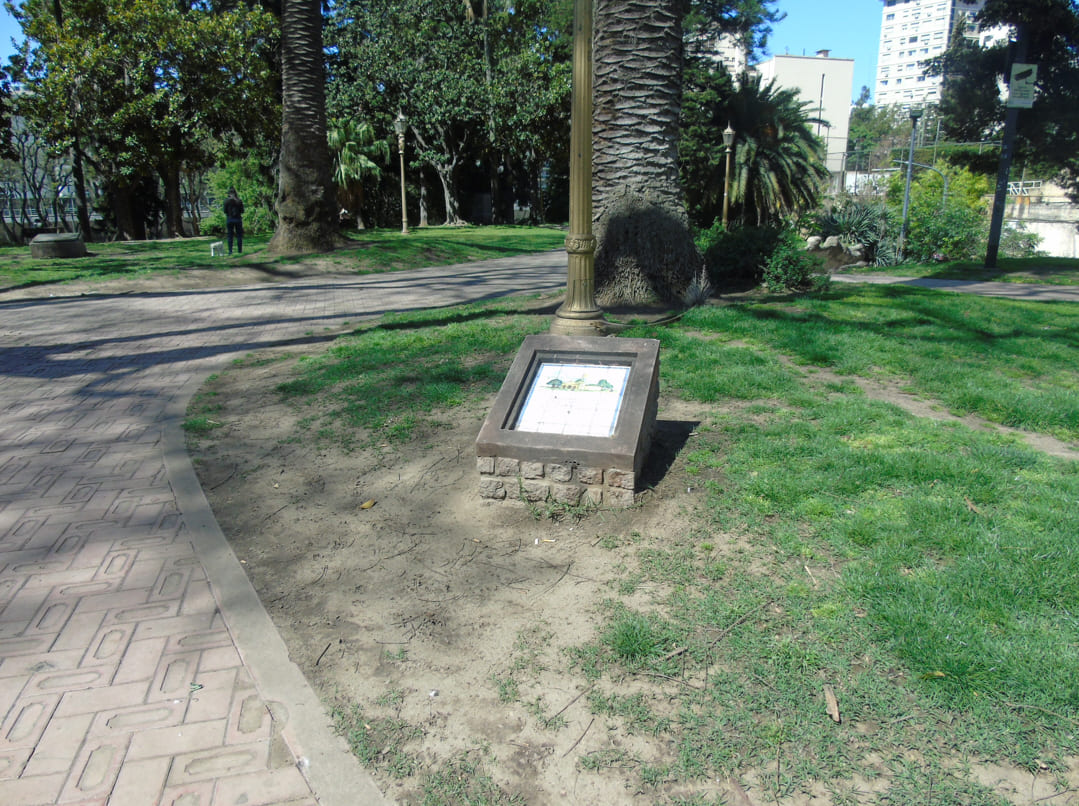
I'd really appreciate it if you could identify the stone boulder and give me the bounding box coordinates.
[805,235,869,271]
[30,232,88,259]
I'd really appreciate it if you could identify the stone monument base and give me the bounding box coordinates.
[30,232,87,259]
[475,334,660,509]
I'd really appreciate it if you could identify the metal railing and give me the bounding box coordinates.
[1007,180,1042,196]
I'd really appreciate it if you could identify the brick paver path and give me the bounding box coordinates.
[0,253,566,806]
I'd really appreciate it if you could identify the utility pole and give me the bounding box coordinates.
[985,25,1029,269]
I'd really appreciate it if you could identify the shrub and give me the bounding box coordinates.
[696,220,783,289]
[887,163,992,263]
[999,223,1045,258]
[762,228,827,292]
[903,200,985,263]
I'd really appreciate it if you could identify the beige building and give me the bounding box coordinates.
[754,51,855,176]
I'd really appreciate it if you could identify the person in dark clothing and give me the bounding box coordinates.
[224,188,245,254]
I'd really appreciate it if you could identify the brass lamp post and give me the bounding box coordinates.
[550,0,605,336]
[721,123,735,228]
[393,112,409,236]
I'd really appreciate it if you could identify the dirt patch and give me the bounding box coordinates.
[0,253,357,300]
[188,339,1079,805]
[190,350,715,804]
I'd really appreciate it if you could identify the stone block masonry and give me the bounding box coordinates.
[477,456,636,508]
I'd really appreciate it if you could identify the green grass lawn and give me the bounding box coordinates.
[0,225,566,292]
[239,282,1079,804]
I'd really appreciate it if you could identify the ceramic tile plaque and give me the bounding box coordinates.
[515,361,631,437]
[476,334,660,477]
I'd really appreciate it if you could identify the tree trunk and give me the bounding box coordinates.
[109,180,144,241]
[268,0,339,254]
[434,165,461,226]
[70,138,93,242]
[161,161,185,238]
[592,0,702,305]
[419,172,430,228]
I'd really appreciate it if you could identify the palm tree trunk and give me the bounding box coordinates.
[268,0,339,254]
[592,0,702,305]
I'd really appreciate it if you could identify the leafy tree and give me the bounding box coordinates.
[684,0,782,57]
[9,0,278,240]
[0,116,84,241]
[0,64,12,161]
[327,0,570,227]
[846,87,909,173]
[480,0,573,223]
[269,0,339,252]
[328,0,487,225]
[929,0,1079,200]
[204,156,278,236]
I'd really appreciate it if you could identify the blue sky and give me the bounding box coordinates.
[1,0,882,102]
[764,0,883,102]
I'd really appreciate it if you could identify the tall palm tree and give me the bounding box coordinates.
[268,0,339,253]
[592,0,703,306]
[725,72,829,226]
[327,120,388,229]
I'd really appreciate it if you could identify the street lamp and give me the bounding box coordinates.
[721,123,735,228]
[393,112,409,235]
[898,106,923,257]
[550,0,605,336]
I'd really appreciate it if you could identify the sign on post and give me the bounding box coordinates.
[1007,63,1037,109]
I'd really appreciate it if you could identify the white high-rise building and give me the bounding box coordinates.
[875,0,1006,108]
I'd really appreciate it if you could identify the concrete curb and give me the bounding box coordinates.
[164,368,394,805]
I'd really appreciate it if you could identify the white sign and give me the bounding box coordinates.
[1008,63,1037,109]
[515,362,631,437]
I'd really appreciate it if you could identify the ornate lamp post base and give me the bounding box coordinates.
[551,234,606,336]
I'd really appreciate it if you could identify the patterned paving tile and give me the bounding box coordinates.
[0,255,567,805]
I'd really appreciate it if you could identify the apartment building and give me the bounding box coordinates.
[875,0,1006,108]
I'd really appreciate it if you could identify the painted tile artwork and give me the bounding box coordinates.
[514,362,631,437]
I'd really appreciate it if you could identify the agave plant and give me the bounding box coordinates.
[817,200,894,264]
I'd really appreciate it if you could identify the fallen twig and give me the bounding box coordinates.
[1005,702,1079,726]
[261,503,290,523]
[639,671,702,690]
[552,685,594,720]
[1034,788,1079,803]
[315,641,332,666]
[661,646,687,662]
[561,717,594,758]
[709,599,774,647]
